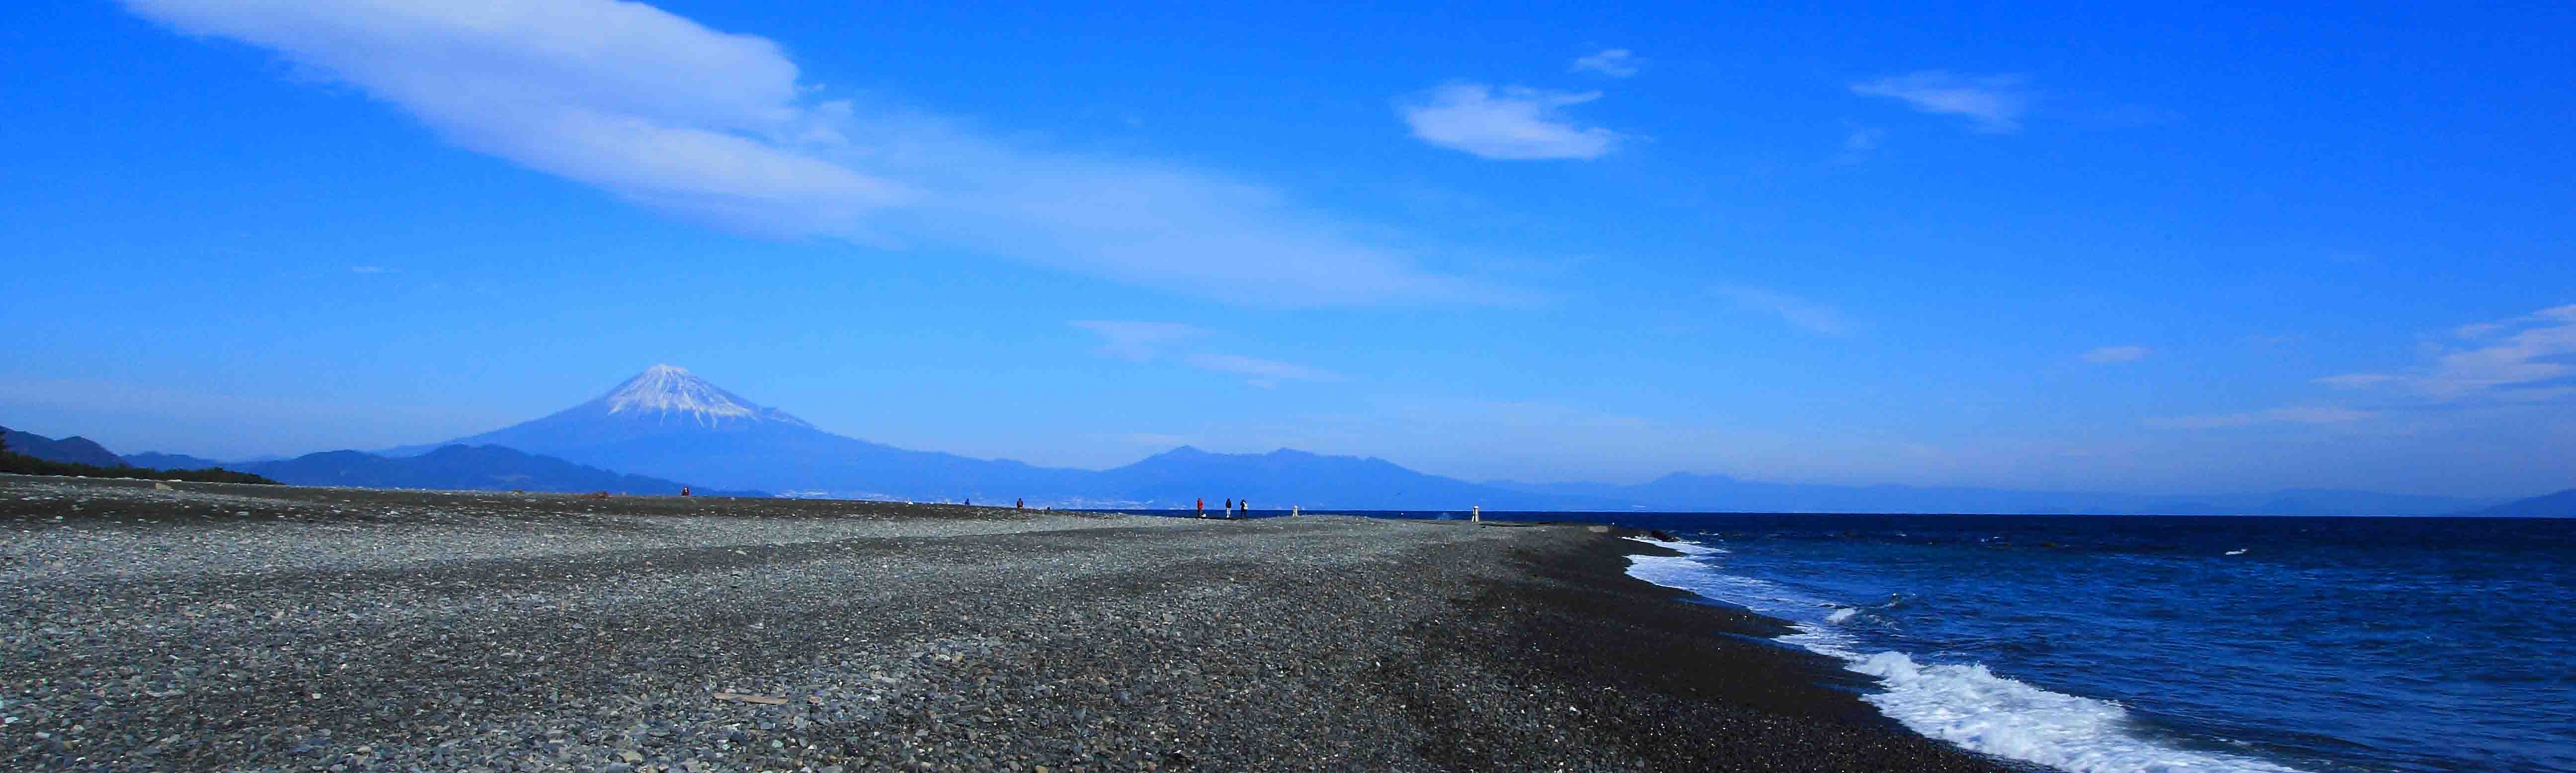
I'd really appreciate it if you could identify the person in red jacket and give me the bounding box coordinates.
[1197,498,1205,517]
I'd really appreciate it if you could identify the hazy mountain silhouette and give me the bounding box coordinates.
[244,444,747,495]
[121,451,231,470]
[394,365,1092,500]
[1,426,126,467]
[2461,488,2576,517]
[3,423,738,496]
[1087,446,1597,511]
[320,365,2498,513]
[1489,473,2496,515]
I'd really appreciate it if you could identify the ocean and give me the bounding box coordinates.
[1127,508,2573,772]
[1587,513,2576,773]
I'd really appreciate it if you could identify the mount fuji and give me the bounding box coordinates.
[404,364,819,452]
[394,365,1089,499]
[373,365,2498,513]
[389,364,1550,507]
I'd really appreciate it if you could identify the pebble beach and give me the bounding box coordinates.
[1,474,2018,772]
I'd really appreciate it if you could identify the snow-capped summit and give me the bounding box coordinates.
[403,365,814,460]
[602,364,779,424]
[402,364,1069,497]
[582,364,811,429]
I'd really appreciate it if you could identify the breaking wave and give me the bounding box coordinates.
[1622,536,2304,773]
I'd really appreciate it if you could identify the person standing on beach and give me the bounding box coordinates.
[1240,498,1249,516]
[1197,498,1205,517]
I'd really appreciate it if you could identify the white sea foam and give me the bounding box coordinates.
[1623,537,2306,773]
[1626,535,1726,554]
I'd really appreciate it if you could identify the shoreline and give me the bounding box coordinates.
[1408,524,2021,772]
[2,474,2015,771]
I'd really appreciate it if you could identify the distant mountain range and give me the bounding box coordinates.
[2462,489,2576,517]
[1489,472,2493,516]
[18,364,2554,514]
[364,365,2512,514]
[2,427,125,468]
[387,365,1089,500]
[7,425,732,496]
[238,444,754,496]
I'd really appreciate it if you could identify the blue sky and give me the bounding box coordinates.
[4,1,2572,497]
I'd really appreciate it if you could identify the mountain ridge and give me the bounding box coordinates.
[38,365,2516,513]
[245,444,754,496]
[2459,488,2576,517]
[11,424,744,496]
[1,426,126,468]
[373,366,2507,513]
[1487,473,2496,515]
[393,365,1099,500]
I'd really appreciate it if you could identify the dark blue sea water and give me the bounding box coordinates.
[1262,511,2571,773]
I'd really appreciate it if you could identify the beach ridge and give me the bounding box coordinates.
[1,474,2012,772]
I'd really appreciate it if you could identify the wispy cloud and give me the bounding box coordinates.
[1712,285,1849,335]
[349,265,394,274]
[121,0,1506,306]
[2150,305,2576,433]
[2313,373,2396,388]
[1569,49,1639,78]
[1398,83,1623,160]
[2145,406,2378,429]
[1070,320,1208,362]
[1844,127,1884,153]
[1851,71,2031,134]
[1072,321,1338,387]
[2319,304,2576,400]
[1184,353,1342,388]
[1833,124,1886,165]
[2082,345,2150,363]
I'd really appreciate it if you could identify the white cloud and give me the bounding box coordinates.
[2146,406,2378,429]
[1844,127,1884,152]
[2314,373,2396,389]
[349,265,393,273]
[1184,353,1341,388]
[1712,285,1849,335]
[2169,305,2574,436]
[1569,49,1639,78]
[121,0,1505,306]
[2083,345,2150,363]
[1073,322,1338,387]
[1832,124,1886,165]
[1851,71,2030,133]
[2452,321,2511,339]
[1398,83,1623,160]
[2320,304,2576,400]
[1070,320,1208,362]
